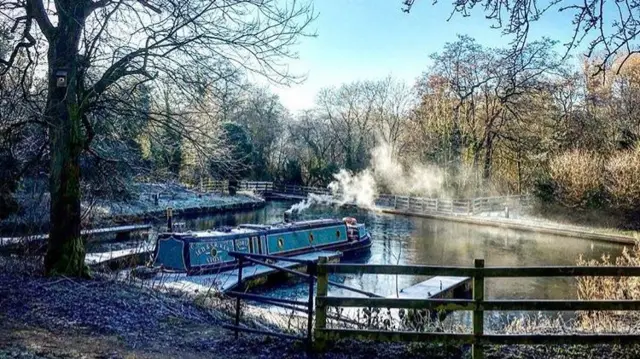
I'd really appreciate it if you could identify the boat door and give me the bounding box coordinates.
[260,235,267,254]
[250,235,268,255]
[250,235,259,254]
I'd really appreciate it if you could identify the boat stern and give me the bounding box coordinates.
[356,223,372,245]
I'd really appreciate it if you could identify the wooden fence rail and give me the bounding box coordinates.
[195,180,532,216]
[314,259,640,359]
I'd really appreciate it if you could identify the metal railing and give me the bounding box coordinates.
[223,251,383,352]
[222,251,317,351]
[314,258,640,358]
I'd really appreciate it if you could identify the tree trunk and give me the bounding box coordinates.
[482,135,493,182]
[44,98,86,276]
[43,8,88,277]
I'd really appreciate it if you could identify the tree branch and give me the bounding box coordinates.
[27,0,55,40]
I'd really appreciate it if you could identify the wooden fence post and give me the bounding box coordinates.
[472,258,485,359]
[234,256,244,339]
[306,262,316,352]
[314,256,329,351]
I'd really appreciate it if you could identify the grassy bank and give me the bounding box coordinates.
[1,182,265,235]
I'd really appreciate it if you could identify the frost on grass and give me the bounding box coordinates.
[3,182,264,231]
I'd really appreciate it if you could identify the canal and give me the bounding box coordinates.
[84,201,622,328]
[175,200,622,301]
[89,199,624,327]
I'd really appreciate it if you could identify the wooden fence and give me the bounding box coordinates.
[314,258,640,359]
[272,183,332,196]
[239,181,274,193]
[375,193,531,216]
[198,179,228,193]
[192,180,531,216]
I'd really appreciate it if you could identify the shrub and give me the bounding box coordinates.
[604,149,640,211]
[577,244,640,332]
[532,172,555,204]
[548,150,605,208]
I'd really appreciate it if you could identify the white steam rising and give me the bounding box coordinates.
[370,143,446,197]
[328,169,377,208]
[285,193,335,214]
[287,141,448,214]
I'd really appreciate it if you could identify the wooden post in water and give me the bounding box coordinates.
[472,258,485,359]
[314,256,329,351]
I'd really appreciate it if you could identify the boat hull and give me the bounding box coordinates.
[153,219,372,275]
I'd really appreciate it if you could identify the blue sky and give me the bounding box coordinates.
[268,0,578,112]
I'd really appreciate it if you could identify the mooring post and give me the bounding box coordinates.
[472,258,485,359]
[166,207,173,232]
[235,256,244,339]
[306,261,317,352]
[313,256,329,351]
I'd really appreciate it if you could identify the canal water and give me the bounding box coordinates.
[173,200,622,301]
[90,199,624,327]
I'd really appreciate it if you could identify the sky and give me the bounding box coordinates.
[266,0,577,113]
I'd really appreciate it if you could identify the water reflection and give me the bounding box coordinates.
[93,200,624,301]
[254,202,623,300]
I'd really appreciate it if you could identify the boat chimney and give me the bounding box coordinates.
[166,207,173,232]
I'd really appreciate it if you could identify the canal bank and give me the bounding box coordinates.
[2,183,266,235]
[379,208,639,245]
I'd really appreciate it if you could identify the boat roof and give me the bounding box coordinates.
[161,218,345,241]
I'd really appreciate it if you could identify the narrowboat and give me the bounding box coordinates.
[153,217,372,275]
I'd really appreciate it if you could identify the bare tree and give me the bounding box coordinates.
[424,35,561,184]
[403,0,640,73]
[317,81,381,171]
[370,76,414,156]
[0,0,315,276]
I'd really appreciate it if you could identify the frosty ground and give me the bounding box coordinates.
[2,182,264,235]
[3,257,640,359]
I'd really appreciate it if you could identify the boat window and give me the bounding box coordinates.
[277,237,284,249]
[336,230,341,238]
[309,232,314,243]
[210,248,217,257]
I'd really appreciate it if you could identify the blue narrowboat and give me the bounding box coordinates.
[153,217,372,275]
